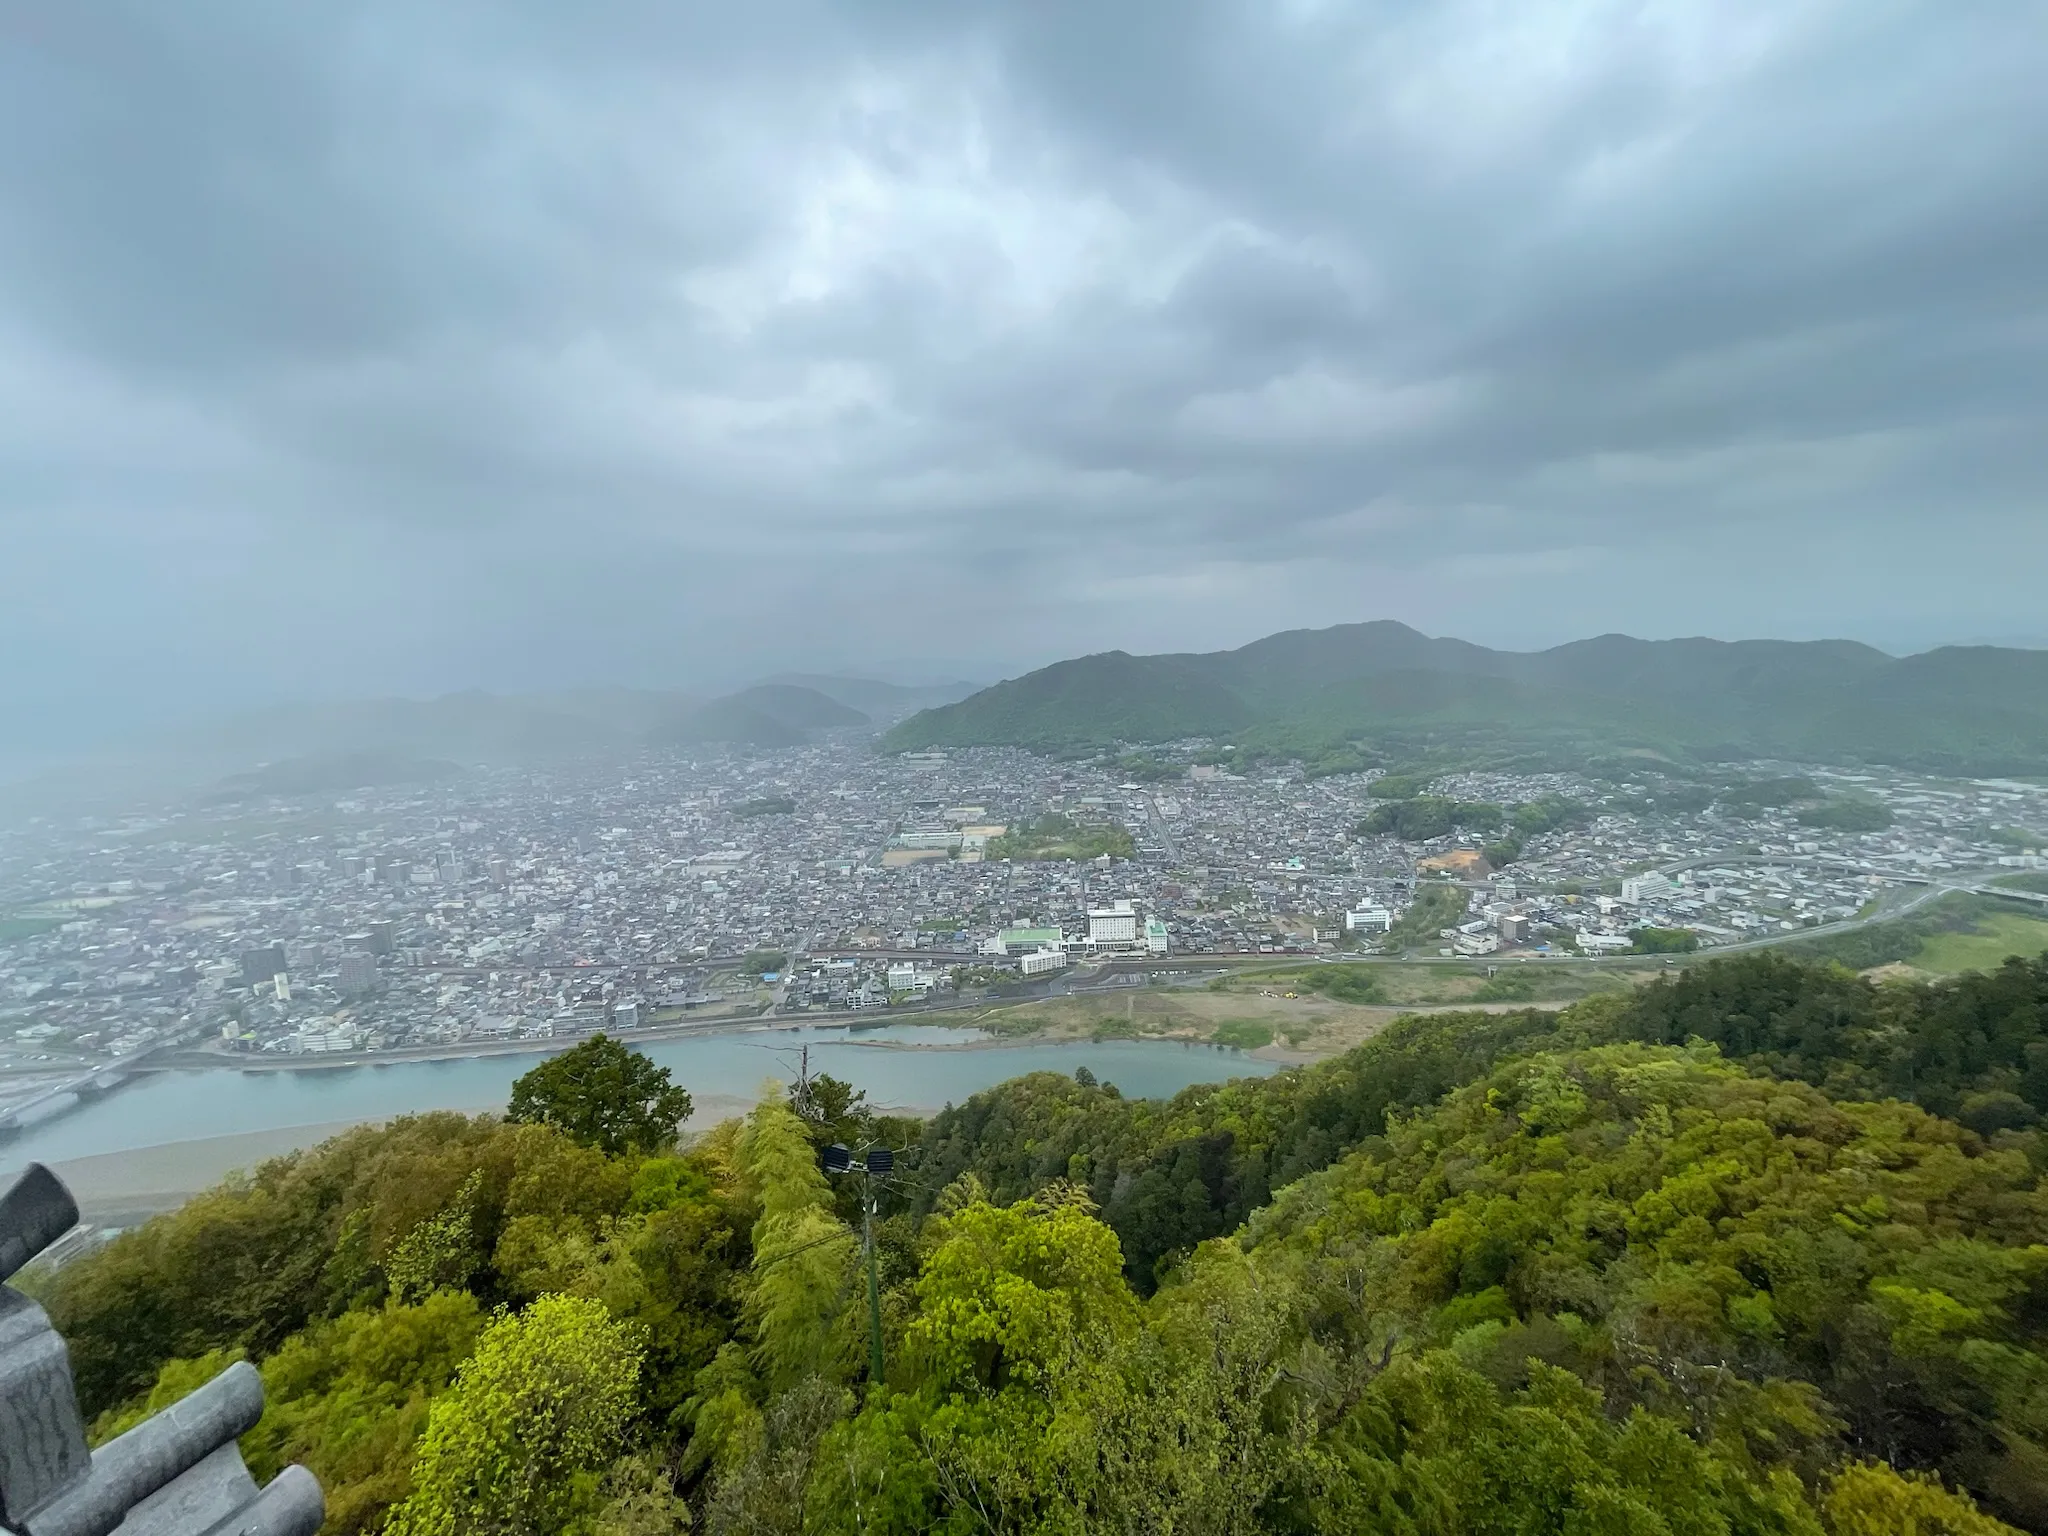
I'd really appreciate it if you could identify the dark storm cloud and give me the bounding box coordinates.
[2,0,2045,745]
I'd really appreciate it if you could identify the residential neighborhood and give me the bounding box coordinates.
[1,739,2042,1100]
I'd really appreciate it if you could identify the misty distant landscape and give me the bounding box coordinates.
[0,676,978,820]
[12,621,2048,825]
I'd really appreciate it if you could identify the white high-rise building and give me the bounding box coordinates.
[1087,900,1139,947]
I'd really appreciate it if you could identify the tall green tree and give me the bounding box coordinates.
[809,1191,1144,1533]
[384,1293,642,1536]
[1821,1463,2022,1534]
[244,1291,487,1536]
[507,1034,694,1156]
[386,1170,487,1303]
[736,1092,859,1391]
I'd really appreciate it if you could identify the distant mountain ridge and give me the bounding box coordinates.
[650,685,868,747]
[761,674,979,721]
[882,621,2048,774]
[165,676,924,765]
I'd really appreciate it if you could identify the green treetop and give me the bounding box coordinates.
[507,1034,693,1156]
[385,1293,643,1536]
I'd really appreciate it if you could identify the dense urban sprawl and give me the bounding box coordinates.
[2,737,2043,1121]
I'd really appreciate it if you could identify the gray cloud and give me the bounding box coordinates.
[2,0,2044,747]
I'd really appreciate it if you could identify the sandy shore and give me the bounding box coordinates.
[51,1120,426,1222]
[47,1092,764,1224]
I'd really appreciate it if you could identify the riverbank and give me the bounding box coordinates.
[47,1092,767,1223]
[49,1119,446,1224]
[163,1010,1019,1073]
[146,990,1574,1083]
[3,1031,1285,1194]
[171,1014,785,1071]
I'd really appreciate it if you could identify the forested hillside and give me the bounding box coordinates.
[27,952,2048,1534]
[881,620,2048,774]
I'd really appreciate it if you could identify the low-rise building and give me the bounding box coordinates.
[1621,873,1677,904]
[985,925,1065,956]
[894,829,964,851]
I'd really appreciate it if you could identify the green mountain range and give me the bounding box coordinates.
[882,621,2048,773]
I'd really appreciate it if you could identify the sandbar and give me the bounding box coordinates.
[48,1092,763,1224]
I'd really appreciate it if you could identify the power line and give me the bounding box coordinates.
[751,1225,858,1273]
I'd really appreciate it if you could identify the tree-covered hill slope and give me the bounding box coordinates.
[1241,1040,2048,1528]
[912,951,2048,1291]
[26,948,2048,1534]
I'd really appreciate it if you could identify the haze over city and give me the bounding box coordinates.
[5,0,2047,758]
[10,8,2048,1535]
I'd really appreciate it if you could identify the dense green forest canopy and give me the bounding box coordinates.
[1381,881,1473,949]
[1797,797,1897,832]
[879,621,2048,775]
[1630,925,1703,954]
[982,812,1135,861]
[1356,795,1504,841]
[1722,776,1824,808]
[29,947,2048,1534]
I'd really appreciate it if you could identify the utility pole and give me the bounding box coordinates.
[792,1043,812,1120]
[823,1142,894,1384]
[862,1177,884,1385]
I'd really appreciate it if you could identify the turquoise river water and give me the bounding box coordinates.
[0,1024,1282,1172]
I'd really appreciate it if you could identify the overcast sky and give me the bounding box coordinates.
[3,0,2044,747]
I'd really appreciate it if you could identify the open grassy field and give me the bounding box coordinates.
[1211,958,1659,1009]
[968,984,1426,1054]
[1909,910,2048,974]
[968,961,1661,1056]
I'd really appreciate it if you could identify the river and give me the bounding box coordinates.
[0,1024,1282,1173]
